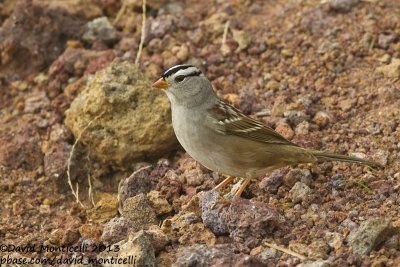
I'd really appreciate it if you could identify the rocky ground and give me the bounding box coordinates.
[0,0,399,266]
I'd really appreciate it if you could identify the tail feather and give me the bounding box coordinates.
[309,150,382,167]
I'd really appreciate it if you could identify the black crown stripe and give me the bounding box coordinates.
[161,64,195,78]
[184,70,202,78]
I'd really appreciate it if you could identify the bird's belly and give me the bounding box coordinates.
[171,107,287,178]
[172,118,235,175]
[174,123,263,177]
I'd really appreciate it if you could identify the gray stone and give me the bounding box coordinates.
[289,182,312,204]
[101,217,134,245]
[259,170,284,194]
[82,16,118,45]
[284,110,310,126]
[327,0,359,12]
[24,91,50,113]
[99,230,155,267]
[348,218,396,255]
[297,260,331,267]
[199,190,229,235]
[284,169,312,187]
[173,244,266,267]
[122,194,158,231]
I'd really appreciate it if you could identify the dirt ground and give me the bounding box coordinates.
[0,0,399,266]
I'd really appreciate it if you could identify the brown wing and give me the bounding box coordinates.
[209,99,298,147]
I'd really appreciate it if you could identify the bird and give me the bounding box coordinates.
[152,64,381,210]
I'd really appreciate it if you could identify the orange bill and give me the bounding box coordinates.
[152,78,168,89]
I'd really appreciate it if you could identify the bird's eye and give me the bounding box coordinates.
[175,75,185,82]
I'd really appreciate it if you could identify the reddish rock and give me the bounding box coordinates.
[239,89,261,115]
[0,0,84,80]
[156,170,182,204]
[50,214,82,246]
[78,221,104,242]
[222,197,280,253]
[44,141,73,189]
[84,50,116,75]
[145,16,176,44]
[259,170,285,194]
[51,93,71,115]
[121,194,158,231]
[178,222,217,247]
[49,123,73,143]
[119,163,154,205]
[146,225,169,254]
[275,121,294,140]
[24,91,51,113]
[101,217,134,245]
[284,169,312,188]
[49,48,113,77]
[0,122,42,171]
[292,134,322,150]
[173,244,267,267]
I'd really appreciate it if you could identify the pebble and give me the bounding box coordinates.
[297,260,332,267]
[82,17,117,45]
[101,217,134,245]
[379,54,391,64]
[172,212,202,231]
[348,218,396,255]
[175,44,189,62]
[255,109,271,117]
[49,123,72,143]
[327,0,359,12]
[284,169,312,187]
[232,29,251,50]
[378,33,396,49]
[338,98,357,112]
[275,121,294,140]
[149,17,174,39]
[313,111,330,128]
[342,218,358,230]
[317,42,341,54]
[223,197,279,252]
[284,110,310,126]
[281,48,294,58]
[24,91,50,113]
[86,192,119,223]
[99,230,155,267]
[259,170,284,194]
[146,225,169,254]
[375,58,400,78]
[147,190,172,216]
[289,182,312,204]
[325,232,344,250]
[119,164,154,205]
[121,193,158,231]
[295,121,310,135]
[198,189,229,235]
[173,244,265,266]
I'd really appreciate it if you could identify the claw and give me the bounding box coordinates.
[211,197,231,214]
[211,177,253,215]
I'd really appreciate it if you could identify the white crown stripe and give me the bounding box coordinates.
[174,67,201,77]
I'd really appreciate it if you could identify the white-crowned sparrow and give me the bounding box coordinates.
[153,64,381,203]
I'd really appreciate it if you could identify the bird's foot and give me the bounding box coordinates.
[211,197,231,214]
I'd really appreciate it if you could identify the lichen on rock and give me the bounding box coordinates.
[65,60,178,168]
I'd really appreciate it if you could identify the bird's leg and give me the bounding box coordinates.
[234,177,251,197]
[211,177,252,214]
[214,176,234,191]
[211,176,234,212]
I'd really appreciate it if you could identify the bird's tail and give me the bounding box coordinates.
[308,150,382,167]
